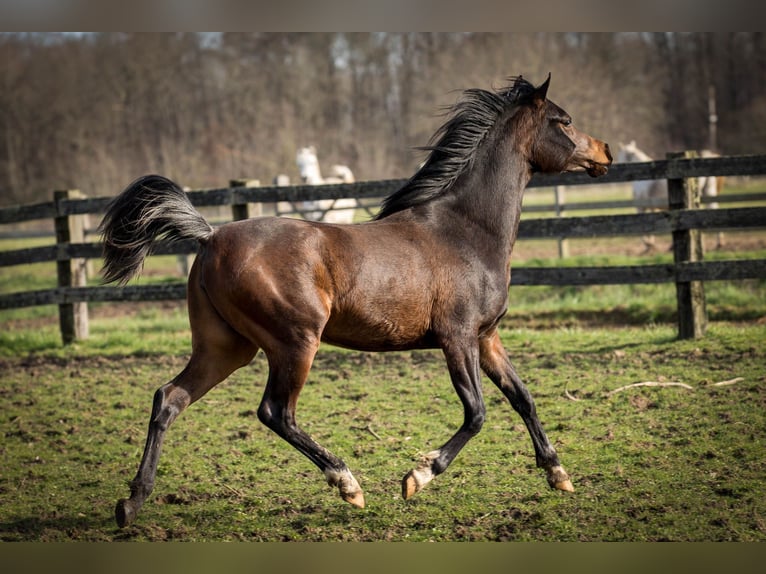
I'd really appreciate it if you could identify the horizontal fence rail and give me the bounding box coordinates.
[3,257,764,313]
[4,207,766,270]
[4,154,766,225]
[1,153,766,343]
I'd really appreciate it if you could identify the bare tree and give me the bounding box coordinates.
[1,32,764,207]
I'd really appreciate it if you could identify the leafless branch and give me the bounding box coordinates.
[607,381,694,396]
[711,377,744,387]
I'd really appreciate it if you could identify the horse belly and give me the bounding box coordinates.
[321,297,435,352]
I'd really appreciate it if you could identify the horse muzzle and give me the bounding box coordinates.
[586,162,610,177]
[585,142,612,177]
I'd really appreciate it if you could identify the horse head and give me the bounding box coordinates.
[526,75,612,177]
[297,146,323,184]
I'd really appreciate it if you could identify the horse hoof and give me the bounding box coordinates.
[546,465,574,493]
[402,457,438,500]
[402,471,420,500]
[115,498,136,528]
[555,479,575,492]
[325,468,365,508]
[342,490,366,509]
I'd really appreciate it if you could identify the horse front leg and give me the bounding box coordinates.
[402,340,486,499]
[479,331,574,492]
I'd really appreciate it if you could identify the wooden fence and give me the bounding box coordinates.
[2,152,766,344]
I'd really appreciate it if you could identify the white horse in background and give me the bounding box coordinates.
[296,146,357,224]
[616,141,724,251]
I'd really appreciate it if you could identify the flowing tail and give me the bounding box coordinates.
[98,175,214,285]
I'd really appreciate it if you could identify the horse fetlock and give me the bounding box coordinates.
[324,468,365,508]
[129,473,155,498]
[546,465,574,492]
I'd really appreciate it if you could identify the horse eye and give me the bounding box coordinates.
[560,119,572,127]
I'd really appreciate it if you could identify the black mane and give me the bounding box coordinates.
[375,76,538,220]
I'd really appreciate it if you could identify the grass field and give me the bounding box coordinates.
[1,180,765,541]
[1,318,764,541]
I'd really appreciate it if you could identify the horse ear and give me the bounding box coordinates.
[532,73,551,106]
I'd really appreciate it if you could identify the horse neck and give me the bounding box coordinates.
[433,144,532,255]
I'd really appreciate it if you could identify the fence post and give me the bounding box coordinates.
[230,179,261,221]
[667,151,707,339]
[553,185,569,258]
[54,189,89,344]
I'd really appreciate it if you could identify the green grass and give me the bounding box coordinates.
[1,310,765,541]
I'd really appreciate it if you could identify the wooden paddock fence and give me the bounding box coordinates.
[1,151,766,344]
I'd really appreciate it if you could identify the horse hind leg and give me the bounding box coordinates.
[641,234,657,253]
[115,279,257,527]
[716,231,725,249]
[116,376,190,528]
[115,357,258,529]
[116,355,255,527]
[256,343,365,509]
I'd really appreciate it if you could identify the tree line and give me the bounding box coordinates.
[1,32,765,206]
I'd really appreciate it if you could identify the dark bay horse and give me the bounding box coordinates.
[100,75,612,528]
